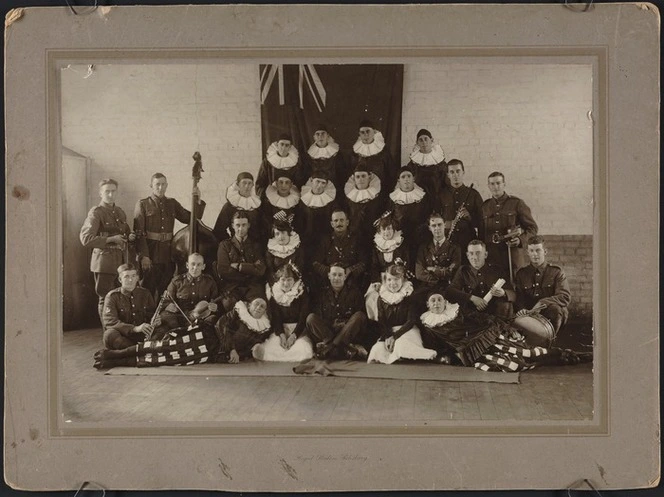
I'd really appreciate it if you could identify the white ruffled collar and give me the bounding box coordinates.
[409,143,446,167]
[389,184,426,205]
[235,300,271,333]
[267,232,301,258]
[420,302,460,327]
[307,140,339,159]
[269,279,304,307]
[344,174,381,204]
[373,231,404,254]
[379,280,414,305]
[265,184,301,209]
[300,179,336,208]
[353,131,386,157]
[266,142,299,170]
[225,183,261,211]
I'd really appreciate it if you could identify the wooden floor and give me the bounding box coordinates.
[61,329,594,424]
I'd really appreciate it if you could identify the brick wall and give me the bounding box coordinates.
[537,235,593,321]
[401,62,594,236]
[61,63,262,229]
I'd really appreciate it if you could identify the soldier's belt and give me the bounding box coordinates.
[145,231,174,242]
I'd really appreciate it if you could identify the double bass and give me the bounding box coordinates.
[171,152,219,274]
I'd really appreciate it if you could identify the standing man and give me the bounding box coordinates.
[216,211,267,311]
[305,264,369,360]
[440,159,483,265]
[405,128,447,207]
[445,240,515,319]
[101,263,156,351]
[300,170,337,254]
[350,119,395,198]
[305,124,347,192]
[344,160,383,250]
[481,171,538,280]
[415,213,462,307]
[514,235,572,346]
[134,172,206,300]
[80,178,132,325]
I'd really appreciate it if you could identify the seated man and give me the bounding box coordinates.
[152,252,220,340]
[312,208,366,290]
[305,265,369,360]
[216,211,267,311]
[101,263,157,350]
[445,240,515,319]
[514,235,572,346]
[414,212,462,304]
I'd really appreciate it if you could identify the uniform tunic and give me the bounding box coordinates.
[445,263,515,318]
[102,287,156,339]
[80,203,131,274]
[514,262,571,331]
[481,193,537,275]
[440,184,483,262]
[216,236,266,301]
[312,232,366,289]
[415,239,462,292]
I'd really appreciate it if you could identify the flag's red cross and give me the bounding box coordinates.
[260,64,327,112]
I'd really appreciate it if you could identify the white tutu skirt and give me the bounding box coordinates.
[252,323,314,362]
[367,326,437,364]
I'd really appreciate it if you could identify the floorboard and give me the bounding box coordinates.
[60,329,595,424]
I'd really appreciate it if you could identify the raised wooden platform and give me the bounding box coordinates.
[61,329,594,424]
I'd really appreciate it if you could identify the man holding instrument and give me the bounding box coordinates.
[439,159,483,266]
[481,171,538,280]
[101,264,157,350]
[134,172,206,300]
[151,252,220,340]
[514,235,571,345]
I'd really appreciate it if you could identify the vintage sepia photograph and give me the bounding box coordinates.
[60,58,595,427]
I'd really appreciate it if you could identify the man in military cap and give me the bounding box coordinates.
[514,235,572,343]
[134,172,206,300]
[80,178,133,325]
[445,240,515,319]
[440,159,483,265]
[481,171,538,279]
[152,252,220,340]
[101,264,157,350]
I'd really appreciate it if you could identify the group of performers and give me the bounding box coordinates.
[81,121,592,372]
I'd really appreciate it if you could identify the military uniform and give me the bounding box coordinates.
[415,239,462,292]
[514,262,571,333]
[80,202,131,322]
[133,194,205,298]
[440,185,483,264]
[153,272,220,339]
[216,236,266,309]
[312,232,367,290]
[481,193,537,276]
[305,283,368,356]
[102,286,156,350]
[445,263,515,318]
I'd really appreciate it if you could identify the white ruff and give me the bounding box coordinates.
[266,142,299,170]
[420,302,460,327]
[409,143,446,167]
[235,300,271,333]
[267,232,301,258]
[344,174,381,203]
[270,279,304,307]
[389,184,426,205]
[265,184,301,208]
[379,280,414,305]
[373,231,404,254]
[225,183,261,210]
[301,179,336,208]
[353,131,386,157]
[307,140,339,159]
